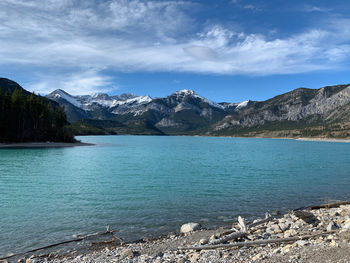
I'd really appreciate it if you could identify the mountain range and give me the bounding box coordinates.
[46,84,350,138]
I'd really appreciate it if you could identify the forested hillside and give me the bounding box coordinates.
[0,78,75,143]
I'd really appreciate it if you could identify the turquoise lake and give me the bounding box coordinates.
[1,136,350,257]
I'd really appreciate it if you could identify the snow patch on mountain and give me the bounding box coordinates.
[236,100,250,109]
[172,89,224,110]
[52,89,82,108]
[111,95,152,107]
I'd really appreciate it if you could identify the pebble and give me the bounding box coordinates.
[199,238,209,245]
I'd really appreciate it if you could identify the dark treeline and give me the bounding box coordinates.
[0,89,75,143]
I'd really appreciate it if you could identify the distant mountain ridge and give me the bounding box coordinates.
[44,83,350,138]
[213,84,350,138]
[47,88,252,135]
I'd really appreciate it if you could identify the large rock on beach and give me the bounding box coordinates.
[180,222,201,233]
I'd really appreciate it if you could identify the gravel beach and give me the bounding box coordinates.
[4,202,350,263]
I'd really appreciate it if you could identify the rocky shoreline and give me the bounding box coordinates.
[4,202,350,263]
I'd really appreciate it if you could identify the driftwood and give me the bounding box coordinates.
[178,231,334,251]
[0,229,114,261]
[210,213,275,245]
[209,231,247,245]
[308,201,350,210]
[219,213,274,237]
[248,214,274,228]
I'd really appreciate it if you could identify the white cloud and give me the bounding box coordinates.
[229,0,261,11]
[302,5,331,13]
[27,70,116,95]
[242,4,261,11]
[183,46,218,60]
[0,0,350,94]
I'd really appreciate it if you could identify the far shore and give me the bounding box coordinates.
[0,141,94,149]
[75,133,350,142]
[295,137,350,143]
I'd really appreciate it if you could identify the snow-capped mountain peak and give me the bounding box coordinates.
[47,89,152,113]
[174,89,196,95]
[50,89,82,108]
[170,89,224,109]
[236,100,250,109]
[47,88,251,124]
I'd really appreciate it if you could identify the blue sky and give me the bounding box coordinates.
[1,0,350,102]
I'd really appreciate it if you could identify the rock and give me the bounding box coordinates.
[316,237,324,244]
[343,218,350,229]
[327,234,334,240]
[167,232,176,238]
[276,233,284,238]
[281,244,293,253]
[189,252,200,262]
[329,211,341,217]
[284,229,297,238]
[293,210,320,225]
[290,219,304,229]
[199,238,209,245]
[180,222,201,233]
[329,240,339,247]
[209,234,218,240]
[17,258,25,263]
[272,248,281,254]
[290,254,301,260]
[295,240,308,247]
[327,221,339,231]
[266,223,282,234]
[121,249,137,259]
[155,251,164,258]
[251,253,262,261]
[278,222,290,231]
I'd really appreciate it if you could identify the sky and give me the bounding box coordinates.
[1,0,350,102]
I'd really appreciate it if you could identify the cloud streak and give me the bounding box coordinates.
[27,70,116,95]
[0,0,350,94]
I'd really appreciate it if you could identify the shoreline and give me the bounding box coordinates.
[75,133,350,143]
[5,201,350,263]
[294,137,350,143]
[0,141,94,149]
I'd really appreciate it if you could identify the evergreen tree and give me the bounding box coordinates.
[0,88,74,143]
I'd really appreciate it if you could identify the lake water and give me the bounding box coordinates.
[1,136,350,257]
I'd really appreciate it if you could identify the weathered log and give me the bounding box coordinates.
[220,214,274,237]
[0,229,114,260]
[178,231,334,251]
[248,214,274,228]
[308,201,350,210]
[209,231,247,245]
[237,216,247,232]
